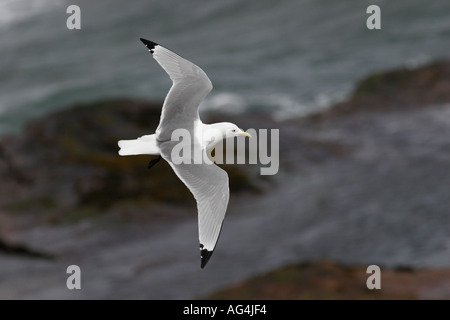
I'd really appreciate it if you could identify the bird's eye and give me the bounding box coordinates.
[232,129,236,133]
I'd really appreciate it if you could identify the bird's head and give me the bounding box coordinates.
[222,123,252,139]
[203,122,251,150]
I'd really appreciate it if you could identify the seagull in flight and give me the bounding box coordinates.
[118,38,251,268]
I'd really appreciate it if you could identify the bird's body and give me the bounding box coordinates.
[118,121,240,157]
[118,39,250,268]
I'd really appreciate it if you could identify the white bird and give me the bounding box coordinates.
[118,38,251,268]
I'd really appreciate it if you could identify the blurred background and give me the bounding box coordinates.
[0,0,449,299]
[2,0,449,133]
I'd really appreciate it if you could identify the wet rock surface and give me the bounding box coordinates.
[0,60,450,299]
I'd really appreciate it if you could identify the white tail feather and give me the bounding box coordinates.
[118,134,160,156]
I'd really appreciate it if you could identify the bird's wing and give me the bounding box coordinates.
[140,38,213,141]
[141,38,226,268]
[166,156,229,269]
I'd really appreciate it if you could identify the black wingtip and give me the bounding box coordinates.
[200,249,214,269]
[140,38,158,52]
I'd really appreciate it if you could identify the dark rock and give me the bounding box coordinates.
[1,60,450,298]
[207,261,450,299]
[0,237,54,260]
[320,60,450,116]
[0,98,264,221]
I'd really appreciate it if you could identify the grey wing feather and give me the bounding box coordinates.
[167,159,229,268]
[141,40,213,141]
[141,39,224,268]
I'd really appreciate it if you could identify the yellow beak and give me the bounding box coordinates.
[239,132,252,138]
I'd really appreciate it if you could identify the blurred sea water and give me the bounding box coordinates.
[0,0,449,134]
